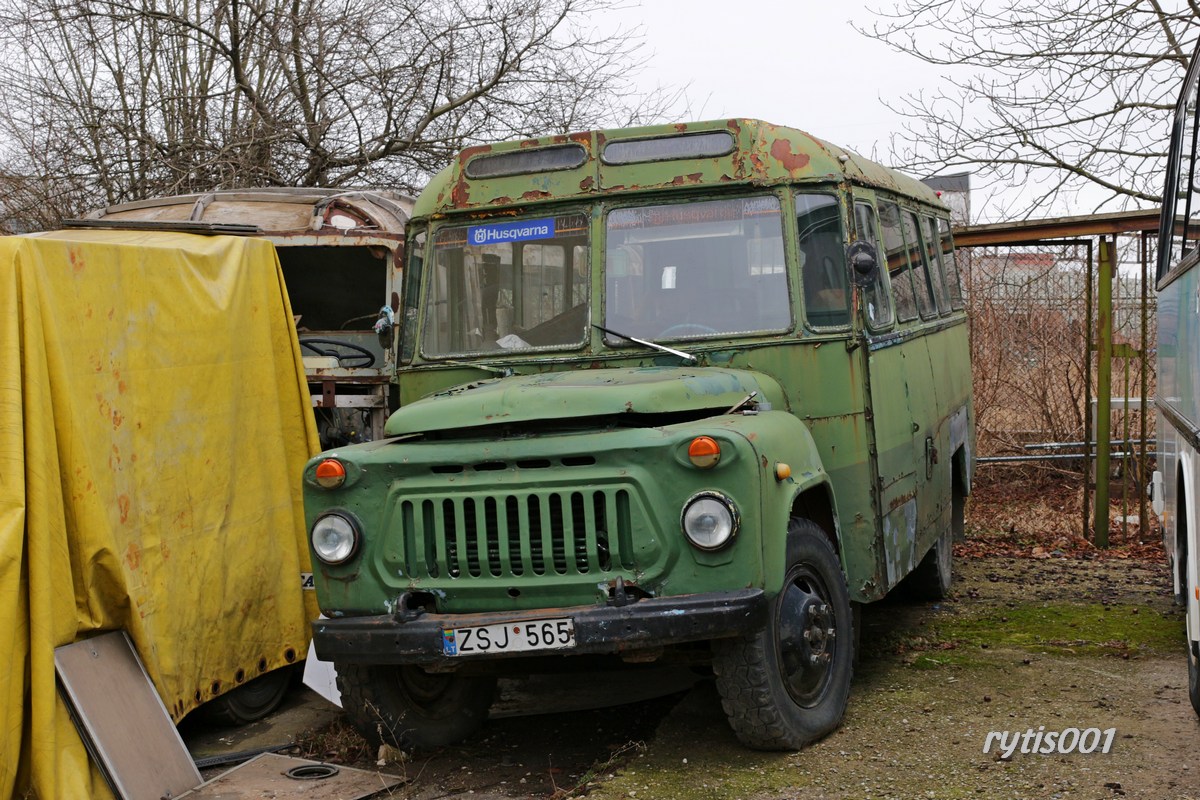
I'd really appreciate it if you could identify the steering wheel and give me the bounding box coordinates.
[659,322,720,338]
[299,338,377,368]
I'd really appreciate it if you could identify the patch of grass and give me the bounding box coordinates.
[927,603,1181,657]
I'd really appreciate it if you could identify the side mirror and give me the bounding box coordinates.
[846,241,879,288]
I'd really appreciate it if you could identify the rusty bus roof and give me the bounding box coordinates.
[413,118,944,218]
[81,188,414,243]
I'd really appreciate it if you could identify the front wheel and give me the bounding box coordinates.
[336,663,496,749]
[712,518,854,750]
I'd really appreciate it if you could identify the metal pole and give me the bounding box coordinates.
[1094,237,1114,547]
[1139,231,1150,535]
[1084,240,1093,538]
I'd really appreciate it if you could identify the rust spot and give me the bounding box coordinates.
[569,131,592,145]
[118,380,127,394]
[68,247,84,274]
[492,196,514,205]
[669,173,704,186]
[160,541,170,560]
[112,409,123,429]
[458,144,493,163]
[673,123,688,133]
[519,138,541,148]
[451,176,471,207]
[579,176,595,191]
[118,494,131,523]
[771,138,811,172]
[124,540,140,569]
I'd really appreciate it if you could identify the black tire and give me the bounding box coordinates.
[711,518,854,750]
[906,523,953,601]
[336,663,496,749]
[200,666,294,726]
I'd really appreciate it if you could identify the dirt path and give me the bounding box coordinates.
[230,554,1200,799]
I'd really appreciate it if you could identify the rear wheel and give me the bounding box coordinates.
[200,667,294,726]
[906,523,953,601]
[336,664,496,749]
[712,519,853,750]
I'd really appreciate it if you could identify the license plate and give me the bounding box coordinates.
[442,617,576,657]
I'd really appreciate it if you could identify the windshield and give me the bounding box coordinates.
[422,213,589,356]
[604,196,790,341]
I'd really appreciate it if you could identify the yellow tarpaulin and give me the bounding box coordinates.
[0,230,321,798]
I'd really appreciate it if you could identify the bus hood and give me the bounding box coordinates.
[384,367,785,436]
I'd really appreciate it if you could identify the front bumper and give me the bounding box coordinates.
[313,589,767,666]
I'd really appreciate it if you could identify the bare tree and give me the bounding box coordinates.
[0,0,673,231]
[861,1,1200,218]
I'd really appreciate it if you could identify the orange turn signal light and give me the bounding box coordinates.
[775,462,792,481]
[688,436,721,469]
[315,458,347,489]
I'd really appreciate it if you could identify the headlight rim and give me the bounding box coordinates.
[310,510,362,565]
[680,490,740,551]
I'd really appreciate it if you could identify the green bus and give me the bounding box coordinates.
[303,119,974,750]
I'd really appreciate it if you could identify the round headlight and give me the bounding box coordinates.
[311,513,360,564]
[681,492,738,551]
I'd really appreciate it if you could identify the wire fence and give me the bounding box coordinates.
[959,235,1156,541]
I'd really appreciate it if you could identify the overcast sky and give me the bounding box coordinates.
[602,0,946,164]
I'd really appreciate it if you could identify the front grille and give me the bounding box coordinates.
[398,488,635,579]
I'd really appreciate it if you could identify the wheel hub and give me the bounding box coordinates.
[778,575,836,705]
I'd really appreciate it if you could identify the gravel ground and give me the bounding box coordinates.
[219,553,1197,800]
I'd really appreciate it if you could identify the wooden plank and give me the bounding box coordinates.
[55,631,202,800]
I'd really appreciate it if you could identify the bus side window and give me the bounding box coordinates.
[796,193,849,327]
[937,218,965,310]
[901,209,938,319]
[878,200,919,322]
[921,214,952,314]
[853,201,894,329]
[1168,77,1200,269]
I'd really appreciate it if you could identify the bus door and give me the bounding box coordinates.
[858,197,932,588]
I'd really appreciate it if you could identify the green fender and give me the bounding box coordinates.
[721,410,840,598]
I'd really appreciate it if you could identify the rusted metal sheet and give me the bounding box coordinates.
[952,208,1162,247]
[84,188,412,240]
[177,753,404,799]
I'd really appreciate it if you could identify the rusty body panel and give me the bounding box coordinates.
[81,188,413,448]
[415,118,940,219]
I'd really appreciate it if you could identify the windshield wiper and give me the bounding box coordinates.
[594,325,697,363]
